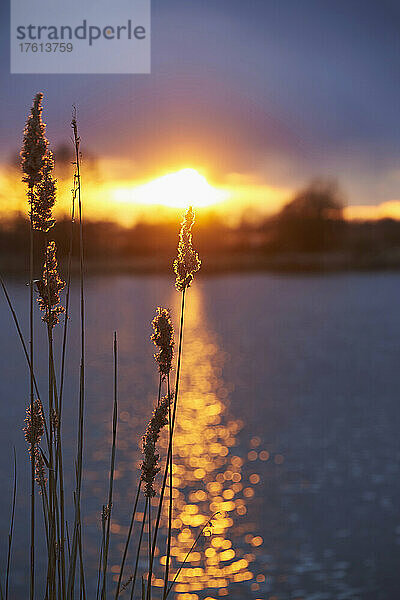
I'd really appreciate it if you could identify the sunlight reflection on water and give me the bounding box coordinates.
[149,286,258,598]
[82,281,264,599]
[101,284,263,599]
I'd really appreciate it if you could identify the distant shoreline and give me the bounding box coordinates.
[3,250,400,277]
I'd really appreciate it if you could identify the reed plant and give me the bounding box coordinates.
[0,93,214,600]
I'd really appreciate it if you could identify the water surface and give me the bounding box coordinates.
[0,272,399,599]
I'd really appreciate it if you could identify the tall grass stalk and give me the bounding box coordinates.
[128,501,148,600]
[5,449,17,600]
[39,476,50,553]
[117,369,162,599]
[46,314,56,597]
[165,513,218,599]
[0,275,42,402]
[114,481,142,598]
[56,177,77,600]
[0,273,54,460]
[147,290,186,600]
[148,206,201,598]
[96,538,104,600]
[35,235,66,598]
[162,374,173,600]
[101,332,119,599]
[21,93,57,599]
[147,501,152,597]
[115,373,162,599]
[67,111,86,599]
[29,219,35,600]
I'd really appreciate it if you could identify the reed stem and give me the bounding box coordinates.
[67,110,86,599]
[57,178,76,600]
[0,275,42,402]
[29,218,35,600]
[5,448,17,600]
[147,501,152,598]
[165,514,218,598]
[129,499,148,600]
[114,480,142,598]
[147,289,186,599]
[162,375,173,599]
[101,332,119,599]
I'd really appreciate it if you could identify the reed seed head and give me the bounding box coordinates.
[36,240,65,328]
[23,401,47,492]
[31,152,57,232]
[23,399,44,447]
[21,93,48,189]
[141,394,171,497]
[151,307,174,377]
[21,93,57,231]
[173,206,201,292]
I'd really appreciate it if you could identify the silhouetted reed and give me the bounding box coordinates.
[23,400,47,490]
[0,96,217,600]
[141,395,171,499]
[21,92,57,600]
[30,152,57,233]
[67,109,86,600]
[21,93,48,193]
[173,206,201,292]
[151,308,174,378]
[23,399,44,448]
[36,240,65,327]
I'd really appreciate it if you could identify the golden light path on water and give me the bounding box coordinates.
[146,285,260,599]
[87,282,264,598]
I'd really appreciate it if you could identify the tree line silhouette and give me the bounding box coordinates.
[2,180,400,273]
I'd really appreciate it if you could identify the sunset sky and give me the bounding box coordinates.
[1,0,399,223]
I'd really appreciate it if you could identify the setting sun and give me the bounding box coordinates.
[112,168,230,209]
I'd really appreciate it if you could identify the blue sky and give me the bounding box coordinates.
[1,0,399,205]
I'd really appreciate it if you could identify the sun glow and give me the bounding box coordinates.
[112,168,229,209]
[0,162,292,227]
